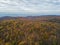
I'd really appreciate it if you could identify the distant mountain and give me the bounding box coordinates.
[0,15,60,22]
[25,15,60,22]
[0,16,17,20]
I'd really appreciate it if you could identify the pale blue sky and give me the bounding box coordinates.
[0,0,60,16]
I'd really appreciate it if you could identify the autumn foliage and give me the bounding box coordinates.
[0,17,59,45]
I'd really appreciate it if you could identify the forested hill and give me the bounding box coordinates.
[0,15,60,21]
[0,15,60,45]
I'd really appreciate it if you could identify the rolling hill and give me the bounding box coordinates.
[0,15,60,45]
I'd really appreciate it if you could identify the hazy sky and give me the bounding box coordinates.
[0,0,60,16]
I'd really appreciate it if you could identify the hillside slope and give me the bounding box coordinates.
[0,15,60,45]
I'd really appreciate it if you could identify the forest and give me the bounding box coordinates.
[0,16,60,45]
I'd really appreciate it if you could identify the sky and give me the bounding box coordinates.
[0,0,60,16]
